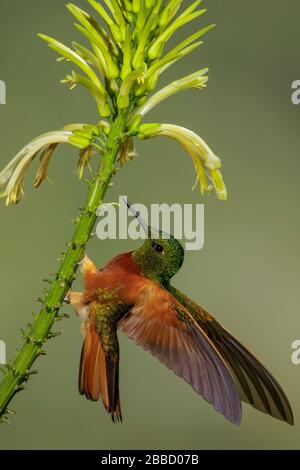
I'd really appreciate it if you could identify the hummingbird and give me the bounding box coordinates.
[67,201,294,426]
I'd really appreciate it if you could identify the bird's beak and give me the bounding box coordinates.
[122,197,149,236]
[122,197,171,240]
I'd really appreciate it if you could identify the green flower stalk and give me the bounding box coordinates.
[0,0,225,421]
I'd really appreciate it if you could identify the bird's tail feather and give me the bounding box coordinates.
[79,322,122,422]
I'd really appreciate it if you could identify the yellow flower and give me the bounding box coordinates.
[138,123,227,200]
[0,124,93,205]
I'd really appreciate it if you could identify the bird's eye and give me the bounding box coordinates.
[153,242,164,254]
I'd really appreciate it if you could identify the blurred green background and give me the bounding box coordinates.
[0,0,300,450]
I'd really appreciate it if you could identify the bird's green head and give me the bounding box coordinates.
[134,233,184,286]
[125,199,184,285]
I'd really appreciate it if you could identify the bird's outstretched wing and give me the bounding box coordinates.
[169,286,294,426]
[79,318,122,422]
[119,281,242,425]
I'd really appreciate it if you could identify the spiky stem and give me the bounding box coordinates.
[0,109,128,418]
